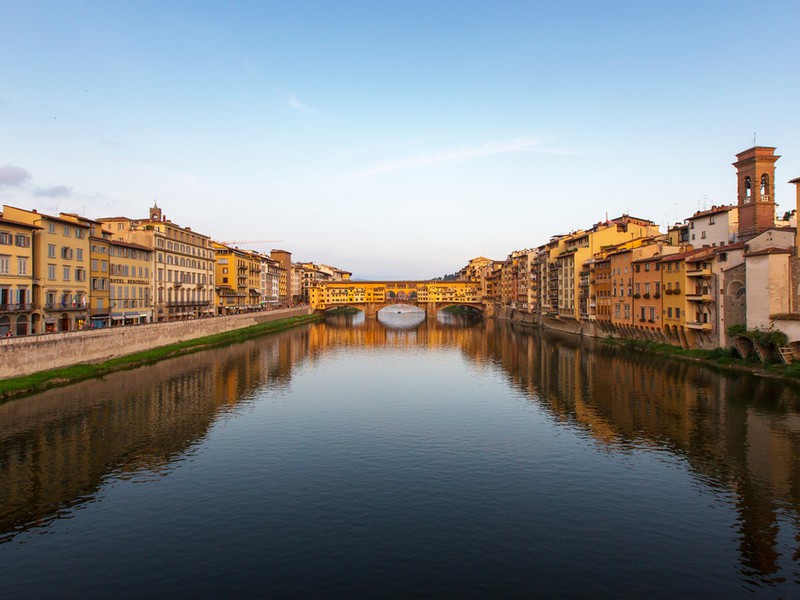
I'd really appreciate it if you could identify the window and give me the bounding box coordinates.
[667,307,673,318]
[17,257,27,275]
[92,259,99,271]
[676,307,681,318]
[0,232,10,245]
[701,231,706,239]
[75,228,84,239]
[48,264,56,280]
[101,260,107,272]
[77,248,84,261]
[61,247,73,259]
[48,244,56,258]
[15,234,30,247]
[48,223,56,234]
[0,255,9,274]
[709,215,715,225]
[63,266,71,280]
[63,225,70,236]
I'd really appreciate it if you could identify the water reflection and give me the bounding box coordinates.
[1,316,800,591]
[479,323,800,588]
[376,304,425,329]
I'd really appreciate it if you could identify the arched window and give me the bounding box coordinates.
[16,315,28,336]
[760,174,770,201]
[744,176,752,202]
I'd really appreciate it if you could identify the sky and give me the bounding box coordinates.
[1,0,799,279]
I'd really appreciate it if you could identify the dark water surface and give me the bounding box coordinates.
[2,311,800,598]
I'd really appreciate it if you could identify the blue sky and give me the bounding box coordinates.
[2,1,799,279]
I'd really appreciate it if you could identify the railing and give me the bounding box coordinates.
[45,302,87,311]
[685,293,712,302]
[686,268,712,277]
[686,321,712,331]
[0,303,32,312]
[166,301,210,307]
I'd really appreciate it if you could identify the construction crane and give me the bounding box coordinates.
[218,239,284,246]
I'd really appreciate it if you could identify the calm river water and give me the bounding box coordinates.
[2,310,800,598]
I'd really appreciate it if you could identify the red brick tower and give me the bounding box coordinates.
[733,146,780,240]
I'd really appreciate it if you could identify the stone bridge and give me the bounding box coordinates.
[308,280,484,317]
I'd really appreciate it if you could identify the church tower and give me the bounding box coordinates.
[733,146,780,240]
[149,200,163,222]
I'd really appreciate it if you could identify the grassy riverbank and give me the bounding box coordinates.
[605,338,800,382]
[0,314,323,401]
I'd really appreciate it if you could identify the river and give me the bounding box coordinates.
[1,309,799,598]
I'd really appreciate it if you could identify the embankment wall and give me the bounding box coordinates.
[0,307,311,379]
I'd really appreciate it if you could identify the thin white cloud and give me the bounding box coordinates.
[0,164,32,188]
[352,137,568,179]
[287,93,315,114]
[35,185,73,198]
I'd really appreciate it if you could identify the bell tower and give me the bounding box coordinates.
[733,146,780,240]
[149,200,162,222]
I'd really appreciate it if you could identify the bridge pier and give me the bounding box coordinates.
[425,302,438,320]
[363,303,378,318]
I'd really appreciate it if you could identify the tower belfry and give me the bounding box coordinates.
[149,200,163,222]
[733,146,780,240]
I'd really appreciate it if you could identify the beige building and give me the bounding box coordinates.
[108,239,153,324]
[99,203,215,321]
[0,213,38,335]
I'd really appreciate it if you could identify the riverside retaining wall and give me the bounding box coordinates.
[0,307,311,379]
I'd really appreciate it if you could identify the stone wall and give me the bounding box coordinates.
[0,307,311,379]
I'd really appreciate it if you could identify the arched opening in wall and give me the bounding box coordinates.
[324,305,366,326]
[386,291,396,300]
[761,173,770,200]
[60,313,70,332]
[15,315,28,336]
[396,291,407,301]
[409,291,418,301]
[377,304,424,329]
[744,176,752,202]
[726,280,746,313]
[0,315,10,336]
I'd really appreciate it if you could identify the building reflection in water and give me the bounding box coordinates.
[1,313,799,586]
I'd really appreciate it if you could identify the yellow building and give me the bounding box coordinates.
[0,213,38,335]
[661,251,688,346]
[3,205,91,332]
[552,216,661,321]
[213,243,262,314]
[89,233,111,326]
[58,213,114,328]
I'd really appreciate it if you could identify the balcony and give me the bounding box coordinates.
[166,300,209,307]
[685,292,713,303]
[0,303,32,312]
[686,267,712,278]
[686,321,712,331]
[46,302,87,311]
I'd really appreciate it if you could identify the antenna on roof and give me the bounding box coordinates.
[753,131,757,147]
